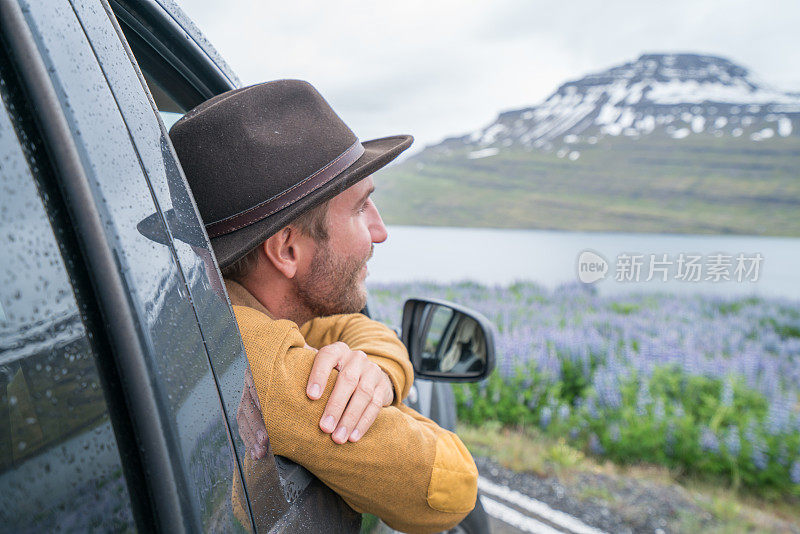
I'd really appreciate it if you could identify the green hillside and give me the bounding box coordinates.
[374,134,800,236]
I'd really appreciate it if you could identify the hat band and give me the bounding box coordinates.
[205,141,365,238]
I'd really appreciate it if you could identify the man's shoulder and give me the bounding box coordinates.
[231,304,301,344]
[232,304,315,398]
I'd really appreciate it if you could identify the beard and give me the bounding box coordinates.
[293,240,372,318]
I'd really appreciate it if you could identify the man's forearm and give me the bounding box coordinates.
[239,307,477,533]
[300,313,414,403]
[267,364,477,533]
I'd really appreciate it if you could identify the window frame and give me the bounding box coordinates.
[109,0,238,108]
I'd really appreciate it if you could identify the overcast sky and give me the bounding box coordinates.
[177,0,800,153]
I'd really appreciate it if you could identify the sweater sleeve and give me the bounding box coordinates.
[299,313,413,404]
[235,306,477,534]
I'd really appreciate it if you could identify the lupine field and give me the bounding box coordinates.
[368,281,800,496]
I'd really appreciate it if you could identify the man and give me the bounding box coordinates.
[169,80,478,533]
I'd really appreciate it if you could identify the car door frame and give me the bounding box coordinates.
[0,0,186,529]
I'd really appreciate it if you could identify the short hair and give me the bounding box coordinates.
[219,244,260,282]
[220,199,330,282]
[292,197,330,243]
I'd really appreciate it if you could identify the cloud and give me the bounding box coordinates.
[176,0,800,150]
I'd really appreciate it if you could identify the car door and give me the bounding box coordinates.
[0,0,264,531]
[0,38,143,533]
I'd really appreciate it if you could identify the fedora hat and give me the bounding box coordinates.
[165,79,412,269]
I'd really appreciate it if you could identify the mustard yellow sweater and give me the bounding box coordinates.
[226,280,478,533]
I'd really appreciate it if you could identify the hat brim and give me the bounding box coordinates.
[210,134,413,269]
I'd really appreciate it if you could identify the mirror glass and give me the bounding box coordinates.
[418,304,488,376]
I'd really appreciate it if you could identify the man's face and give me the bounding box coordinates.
[293,176,387,317]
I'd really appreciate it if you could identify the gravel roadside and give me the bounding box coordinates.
[475,456,800,534]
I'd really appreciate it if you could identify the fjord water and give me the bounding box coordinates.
[369,225,800,300]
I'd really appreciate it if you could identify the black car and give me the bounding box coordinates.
[0,0,493,531]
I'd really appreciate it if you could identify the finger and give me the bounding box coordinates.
[332,371,383,444]
[378,371,394,407]
[320,352,366,434]
[307,342,347,400]
[348,392,384,443]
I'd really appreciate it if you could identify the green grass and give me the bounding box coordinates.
[374,134,800,236]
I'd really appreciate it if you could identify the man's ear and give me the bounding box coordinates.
[262,226,313,279]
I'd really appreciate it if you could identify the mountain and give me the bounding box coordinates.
[374,54,800,236]
[434,53,800,158]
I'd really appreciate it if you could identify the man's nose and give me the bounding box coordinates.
[369,204,388,244]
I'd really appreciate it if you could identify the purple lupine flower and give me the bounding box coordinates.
[540,343,562,380]
[752,448,768,471]
[609,423,621,443]
[593,368,622,410]
[777,443,789,467]
[721,377,734,407]
[368,280,800,477]
[539,406,552,429]
[700,427,720,454]
[745,425,769,471]
[653,398,665,421]
[558,404,570,422]
[589,433,604,455]
[636,380,652,417]
[522,377,533,389]
[790,460,800,485]
[766,394,791,436]
[585,396,599,419]
[724,426,740,458]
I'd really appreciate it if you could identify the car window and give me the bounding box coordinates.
[0,49,136,532]
[140,71,185,129]
[160,110,184,130]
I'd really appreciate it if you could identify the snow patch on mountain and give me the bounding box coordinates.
[467,147,500,159]
[429,53,800,159]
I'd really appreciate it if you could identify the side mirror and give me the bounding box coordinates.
[401,298,496,382]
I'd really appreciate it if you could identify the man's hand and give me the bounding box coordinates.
[307,341,394,444]
[237,366,269,459]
